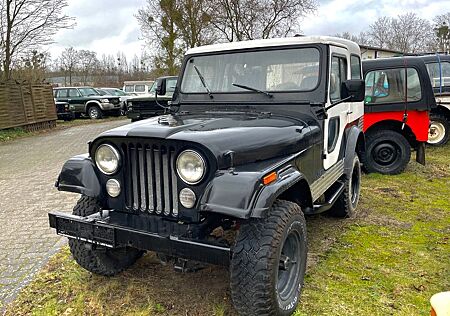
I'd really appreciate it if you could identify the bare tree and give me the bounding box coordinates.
[211,0,317,41]
[78,50,99,85]
[434,12,450,53]
[368,13,436,53]
[136,0,183,75]
[60,47,78,85]
[0,0,74,80]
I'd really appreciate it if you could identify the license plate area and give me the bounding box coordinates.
[54,216,116,247]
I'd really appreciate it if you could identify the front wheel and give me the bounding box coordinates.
[364,130,411,175]
[230,200,307,316]
[68,196,144,276]
[87,105,103,119]
[428,114,449,146]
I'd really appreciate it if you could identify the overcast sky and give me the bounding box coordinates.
[49,0,450,60]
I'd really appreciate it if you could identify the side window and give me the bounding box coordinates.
[330,56,347,102]
[56,89,67,98]
[68,88,79,97]
[426,62,450,88]
[166,79,177,93]
[350,55,361,79]
[124,85,134,93]
[135,85,145,93]
[364,68,422,104]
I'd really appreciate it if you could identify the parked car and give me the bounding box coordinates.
[49,36,366,315]
[53,87,121,119]
[126,76,178,121]
[55,101,75,121]
[362,57,437,174]
[417,54,450,146]
[100,87,135,115]
[123,80,155,96]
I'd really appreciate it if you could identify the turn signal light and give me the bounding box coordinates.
[263,172,277,185]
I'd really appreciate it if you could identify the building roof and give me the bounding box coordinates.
[359,45,406,55]
[186,36,361,56]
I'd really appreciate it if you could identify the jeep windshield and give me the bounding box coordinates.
[181,47,320,94]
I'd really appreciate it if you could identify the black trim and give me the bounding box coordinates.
[48,211,230,266]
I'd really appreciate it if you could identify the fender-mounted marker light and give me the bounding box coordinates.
[263,172,277,185]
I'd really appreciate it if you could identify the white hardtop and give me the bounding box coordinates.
[186,36,361,56]
[123,80,154,85]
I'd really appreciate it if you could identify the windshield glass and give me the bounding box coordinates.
[181,47,320,93]
[79,88,100,96]
[106,89,126,96]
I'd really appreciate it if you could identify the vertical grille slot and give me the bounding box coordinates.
[124,142,178,217]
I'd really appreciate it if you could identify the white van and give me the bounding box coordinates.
[122,80,155,96]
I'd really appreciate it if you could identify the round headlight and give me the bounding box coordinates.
[176,150,205,184]
[95,144,120,175]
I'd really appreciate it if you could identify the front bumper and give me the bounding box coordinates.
[101,102,121,110]
[57,112,75,120]
[48,211,231,266]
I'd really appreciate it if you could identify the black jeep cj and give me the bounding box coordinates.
[49,36,365,315]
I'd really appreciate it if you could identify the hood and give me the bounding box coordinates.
[98,112,321,168]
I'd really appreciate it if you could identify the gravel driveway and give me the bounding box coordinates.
[0,119,129,308]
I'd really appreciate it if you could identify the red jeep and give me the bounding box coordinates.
[362,57,436,174]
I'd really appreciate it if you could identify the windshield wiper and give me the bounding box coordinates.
[232,83,273,98]
[193,65,213,99]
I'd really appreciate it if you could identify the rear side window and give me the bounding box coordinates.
[426,62,450,87]
[350,55,361,79]
[365,68,422,104]
[124,85,134,92]
[56,89,67,98]
[135,85,145,92]
[68,89,79,97]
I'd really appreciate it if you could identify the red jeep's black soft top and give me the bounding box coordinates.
[362,57,437,113]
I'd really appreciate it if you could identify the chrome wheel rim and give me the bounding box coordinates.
[428,121,446,144]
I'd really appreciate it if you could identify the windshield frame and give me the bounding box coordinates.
[176,44,327,104]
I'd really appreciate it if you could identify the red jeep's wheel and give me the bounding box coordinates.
[364,130,411,175]
[428,113,449,146]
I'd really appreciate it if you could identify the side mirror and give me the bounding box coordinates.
[341,79,365,102]
[156,79,166,96]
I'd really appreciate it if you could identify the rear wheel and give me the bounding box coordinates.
[230,200,307,316]
[87,105,103,119]
[328,155,361,218]
[364,130,411,175]
[68,196,144,276]
[428,113,449,146]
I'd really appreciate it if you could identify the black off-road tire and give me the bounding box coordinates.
[68,195,144,276]
[364,130,411,175]
[428,113,449,146]
[230,200,307,316]
[87,105,103,119]
[328,155,361,218]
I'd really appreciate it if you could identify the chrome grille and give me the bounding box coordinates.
[123,143,178,217]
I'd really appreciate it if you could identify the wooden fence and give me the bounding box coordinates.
[0,81,57,131]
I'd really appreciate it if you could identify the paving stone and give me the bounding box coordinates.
[0,119,128,309]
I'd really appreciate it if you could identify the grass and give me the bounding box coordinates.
[0,116,127,143]
[4,145,450,316]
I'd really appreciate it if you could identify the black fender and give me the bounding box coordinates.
[56,154,102,198]
[344,125,365,175]
[199,163,309,219]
